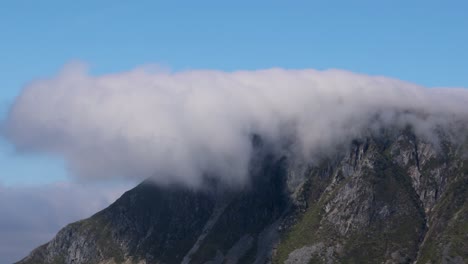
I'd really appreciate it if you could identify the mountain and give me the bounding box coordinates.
[17,129,467,264]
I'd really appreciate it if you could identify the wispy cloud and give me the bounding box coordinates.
[0,181,130,263]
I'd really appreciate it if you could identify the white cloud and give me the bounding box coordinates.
[3,64,468,187]
[0,181,130,263]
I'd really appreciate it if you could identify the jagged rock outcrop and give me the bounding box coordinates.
[17,129,467,264]
[273,131,467,264]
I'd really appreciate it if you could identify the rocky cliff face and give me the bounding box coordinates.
[17,130,467,264]
[274,130,467,264]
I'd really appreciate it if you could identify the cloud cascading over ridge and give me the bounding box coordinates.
[4,64,468,187]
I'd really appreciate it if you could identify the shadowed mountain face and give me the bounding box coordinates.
[17,130,467,264]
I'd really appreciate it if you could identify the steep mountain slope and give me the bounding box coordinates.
[17,130,467,264]
[273,131,467,263]
[17,140,291,264]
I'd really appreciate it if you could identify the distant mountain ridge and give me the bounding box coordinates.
[17,128,468,264]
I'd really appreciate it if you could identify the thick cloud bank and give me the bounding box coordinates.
[4,64,468,187]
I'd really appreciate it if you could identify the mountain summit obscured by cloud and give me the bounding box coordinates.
[4,64,468,187]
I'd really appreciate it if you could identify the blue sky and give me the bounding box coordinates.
[0,1,467,184]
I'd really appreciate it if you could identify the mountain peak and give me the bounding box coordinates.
[17,129,467,264]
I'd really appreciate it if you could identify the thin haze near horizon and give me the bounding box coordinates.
[1,1,468,263]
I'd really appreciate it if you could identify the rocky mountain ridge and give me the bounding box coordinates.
[17,129,467,264]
